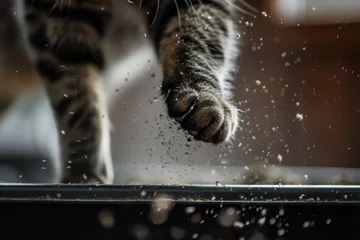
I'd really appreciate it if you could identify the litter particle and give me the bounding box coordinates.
[277,154,283,162]
[281,52,287,58]
[185,206,196,214]
[261,209,267,216]
[304,174,308,180]
[279,209,284,216]
[258,217,266,226]
[278,229,285,236]
[98,209,116,229]
[234,221,245,229]
[61,130,66,135]
[326,219,331,225]
[303,221,310,228]
[255,80,261,86]
[296,113,304,121]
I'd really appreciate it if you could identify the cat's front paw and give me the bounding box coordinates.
[165,87,239,144]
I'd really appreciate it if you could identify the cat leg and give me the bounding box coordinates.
[21,0,114,183]
[147,1,240,144]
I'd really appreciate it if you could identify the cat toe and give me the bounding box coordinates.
[166,89,239,144]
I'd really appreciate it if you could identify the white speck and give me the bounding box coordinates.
[61,130,66,135]
[244,166,250,171]
[303,221,310,228]
[281,52,287,57]
[326,219,331,225]
[279,209,284,216]
[284,62,291,67]
[258,217,266,226]
[312,7,316,11]
[140,190,147,197]
[234,221,245,229]
[261,11,268,17]
[278,229,285,236]
[185,206,196,214]
[304,174,308,180]
[255,80,261,85]
[98,209,116,229]
[277,154,283,162]
[261,209,267,216]
[296,113,304,121]
[192,233,199,239]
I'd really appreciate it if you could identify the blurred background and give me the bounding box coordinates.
[0,0,360,184]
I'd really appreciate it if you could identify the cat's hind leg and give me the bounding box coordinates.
[20,0,114,183]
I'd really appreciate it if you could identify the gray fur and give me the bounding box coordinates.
[2,0,241,183]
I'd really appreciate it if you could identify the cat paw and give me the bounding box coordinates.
[165,88,239,144]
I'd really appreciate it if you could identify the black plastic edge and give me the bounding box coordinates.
[0,184,359,204]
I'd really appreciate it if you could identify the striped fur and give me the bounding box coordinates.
[10,0,241,183]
